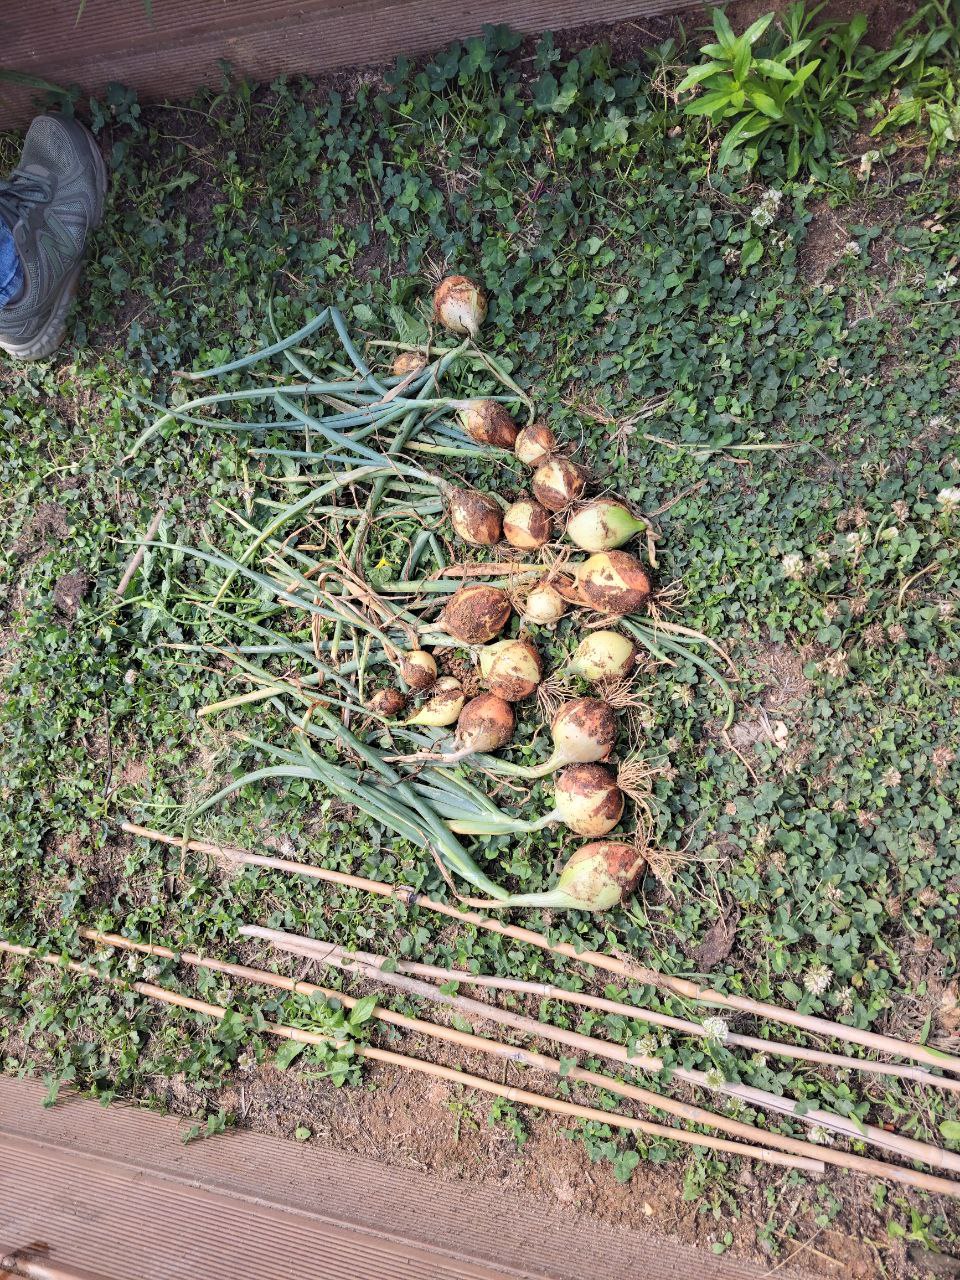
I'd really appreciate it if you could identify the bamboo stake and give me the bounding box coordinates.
[75,928,825,1172]
[68,929,960,1199]
[332,951,960,1094]
[244,928,960,1176]
[0,938,819,1175]
[121,823,960,1078]
[115,506,166,599]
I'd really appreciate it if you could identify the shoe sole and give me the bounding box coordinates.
[0,120,108,362]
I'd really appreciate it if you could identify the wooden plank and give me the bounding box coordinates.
[0,0,697,128]
[0,1077,809,1280]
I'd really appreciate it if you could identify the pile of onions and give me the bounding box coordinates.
[553,764,624,836]
[469,841,646,911]
[522,581,568,626]
[441,585,512,644]
[366,687,406,718]
[566,499,648,553]
[575,551,651,616]
[478,639,542,701]
[391,350,427,378]
[503,499,551,550]
[458,400,518,449]
[406,676,464,726]
[449,488,502,546]
[456,693,515,755]
[515,422,556,467]
[533,457,586,512]
[433,275,487,338]
[569,630,637,683]
[400,649,438,691]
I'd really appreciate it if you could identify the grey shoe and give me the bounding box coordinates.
[0,114,107,361]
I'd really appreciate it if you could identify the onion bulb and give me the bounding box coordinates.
[456,694,515,754]
[515,422,557,467]
[566,499,648,552]
[406,676,464,726]
[391,350,427,378]
[478,638,543,701]
[366,687,407,718]
[503,499,551,550]
[400,649,437,691]
[532,457,586,512]
[506,696,617,778]
[449,488,502,546]
[433,274,487,338]
[522,582,568,626]
[554,764,624,837]
[575,551,651,616]
[467,841,645,912]
[457,399,519,449]
[569,631,637,683]
[441,585,512,645]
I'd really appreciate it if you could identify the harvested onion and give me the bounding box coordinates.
[504,696,616,778]
[478,638,543,701]
[532,457,586,512]
[503,499,551,550]
[449,488,502,546]
[406,676,464,726]
[401,649,437,691]
[442,585,512,645]
[554,764,624,837]
[515,422,557,467]
[433,275,487,338]
[458,400,518,449]
[522,582,568,626]
[575,551,651,615]
[566,499,647,552]
[569,631,637,683]
[391,350,427,378]
[456,693,515,754]
[366,687,407,718]
[468,841,645,911]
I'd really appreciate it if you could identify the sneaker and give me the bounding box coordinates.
[0,114,107,361]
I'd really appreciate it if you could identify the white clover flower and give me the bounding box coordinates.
[843,239,862,257]
[781,552,806,581]
[936,271,958,295]
[929,415,948,431]
[750,188,782,229]
[702,1016,730,1044]
[812,548,832,569]
[878,525,899,541]
[936,487,960,512]
[808,1125,834,1145]
[803,962,833,996]
[704,1066,727,1089]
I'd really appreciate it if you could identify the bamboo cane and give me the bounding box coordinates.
[68,929,960,1199]
[244,928,960,1176]
[0,938,819,1175]
[297,947,960,1093]
[121,822,960,1078]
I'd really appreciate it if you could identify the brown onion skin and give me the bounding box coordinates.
[577,550,651,615]
[449,489,502,546]
[366,687,407,718]
[457,693,515,752]
[400,650,437,692]
[515,422,557,467]
[533,458,586,512]
[552,697,617,761]
[441,585,512,645]
[503,500,552,550]
[556,764,624,834]
[461,400,519,449]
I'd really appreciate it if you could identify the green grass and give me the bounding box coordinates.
[1,24,959,1265]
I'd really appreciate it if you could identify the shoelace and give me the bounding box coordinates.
[0,167,52,230]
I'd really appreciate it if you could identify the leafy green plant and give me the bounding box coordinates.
[677,4,873,176]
